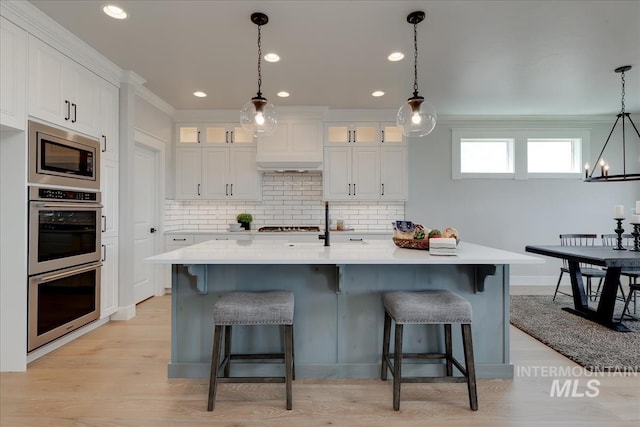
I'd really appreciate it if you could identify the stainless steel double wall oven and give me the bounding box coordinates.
[27,121,103,352]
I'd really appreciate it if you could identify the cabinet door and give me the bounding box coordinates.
[0,17,26,130]
[229,146,260,200]
[101,159,119,238]
[351,123,379,145]
[100,82,119,162]
[28,37,66,125]
[100,236,118,318]
[325,124,350,145]
[175,147,202,199]
[201,147,229,199]
[352,147,380,200]
[380,146,407,201]
[323,147,352,200]
[204,124,255,145]
[69,62,100,137]
[381,123,404,144]
[176,124,202,146]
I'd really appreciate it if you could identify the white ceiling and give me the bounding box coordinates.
[28,0,640,116]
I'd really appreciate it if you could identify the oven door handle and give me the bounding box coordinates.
[33,262,102,283]
[33,202,103,209]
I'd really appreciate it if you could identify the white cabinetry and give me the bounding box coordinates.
[99,82,119,162]
[28,36,100,137]
[100,237,118,318]
[0,17,27,130]
[257,120,323,169]
[175,123,260,200]
[380,146,407,200]
[325,122,380,145]
[323,122,407,201]
[98,83,119,318]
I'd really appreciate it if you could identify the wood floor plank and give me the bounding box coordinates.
[2,295,638,426]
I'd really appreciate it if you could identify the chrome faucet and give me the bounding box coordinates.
[318,201,330,246]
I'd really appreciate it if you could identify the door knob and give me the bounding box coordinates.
[150,227,157,233]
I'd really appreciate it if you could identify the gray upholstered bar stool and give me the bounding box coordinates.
[207,291,294,411]
[380,290,478,411]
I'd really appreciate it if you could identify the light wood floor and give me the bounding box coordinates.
[2,294,638,427]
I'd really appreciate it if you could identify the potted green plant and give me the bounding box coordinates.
[236,213,253,230]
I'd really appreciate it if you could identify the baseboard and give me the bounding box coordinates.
[27,317,110,364]
[510,275,566,287]
[111,304,136,321]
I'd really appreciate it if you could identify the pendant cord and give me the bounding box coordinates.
[256,24,262,96]
[413,21,419,97]
[620,69,625,114]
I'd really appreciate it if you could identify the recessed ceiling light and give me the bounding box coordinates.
[372,91,385,97]
[193,91,207,98]
[102,4,128,20]
[264,53,280,62]
[277,91,290,98]
[388,52,404,61]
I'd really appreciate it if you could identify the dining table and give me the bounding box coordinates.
[525,245,640,332]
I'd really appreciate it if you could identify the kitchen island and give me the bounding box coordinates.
[147,239,541,379]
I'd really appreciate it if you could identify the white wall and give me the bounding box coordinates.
[405,118,640,285]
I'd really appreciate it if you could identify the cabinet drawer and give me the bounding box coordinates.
[165,234,194,246]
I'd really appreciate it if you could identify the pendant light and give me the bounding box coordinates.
[240,12,277,137]
[585,66,640,182]
[396,11,437,137]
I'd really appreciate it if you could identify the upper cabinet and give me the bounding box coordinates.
[177,123,255,146]
[0,17,27,130]
[325,122,379,145]
[323,122,407,201]
[175,123,261,200]
[28,36,100,137]
[256,119,323,169]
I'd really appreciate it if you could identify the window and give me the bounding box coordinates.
[452,128,589,179]
[460,138,514,173]
[527,138,581,174]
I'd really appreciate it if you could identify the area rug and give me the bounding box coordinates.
[510,295,640,371]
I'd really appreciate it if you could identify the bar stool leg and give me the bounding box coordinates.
[381,311,391,381]
[207,325,223,411]
[223,325,232,377]
[461,324,478,411]
[444,324,453,376]
[284,325,293,410]
[291,324,296,381]
[393,323,403,411]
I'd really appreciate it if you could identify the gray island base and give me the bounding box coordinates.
[147,240,542,379]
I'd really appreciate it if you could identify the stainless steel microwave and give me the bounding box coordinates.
[29,121,100,190]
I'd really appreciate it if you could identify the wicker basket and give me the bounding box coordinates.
[392,237,430,250]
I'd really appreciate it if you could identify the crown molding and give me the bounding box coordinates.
[436,114,617,124]
[1,0,122,86]
[136,85,176,117]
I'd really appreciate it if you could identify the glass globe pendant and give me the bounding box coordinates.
[396,11,437,137]
[240,12,277,137]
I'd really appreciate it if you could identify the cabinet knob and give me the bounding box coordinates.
[150,227,157,234]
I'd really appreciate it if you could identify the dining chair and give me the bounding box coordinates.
[552,234,606,301]
[601,234,638,318]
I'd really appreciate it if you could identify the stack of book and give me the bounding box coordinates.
[429,238,457,256]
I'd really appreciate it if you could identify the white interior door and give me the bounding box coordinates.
[133,144,158,304]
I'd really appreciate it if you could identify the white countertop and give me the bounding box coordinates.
[147,239,543,265]
[165,230,391,236]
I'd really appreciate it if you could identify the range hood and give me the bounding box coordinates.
[256,159,323,172]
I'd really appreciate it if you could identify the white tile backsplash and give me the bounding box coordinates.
[164,172,404,232]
